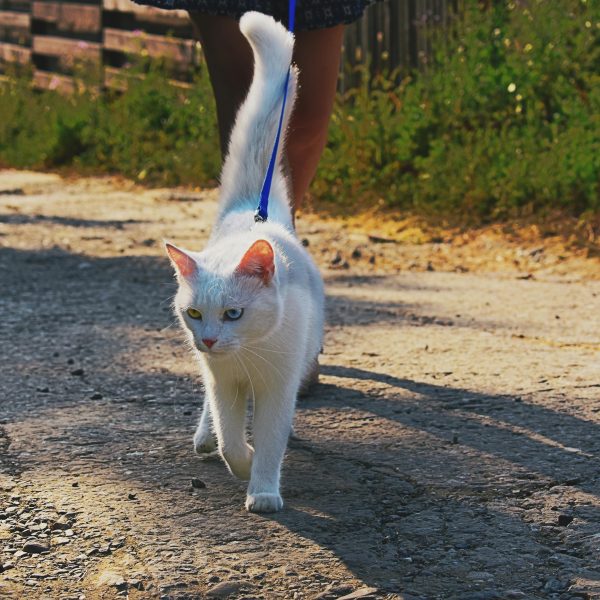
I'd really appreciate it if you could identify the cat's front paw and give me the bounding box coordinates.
[193,428,217,454]
[245,492,283,513]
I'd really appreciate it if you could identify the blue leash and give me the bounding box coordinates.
[254,0,297,223]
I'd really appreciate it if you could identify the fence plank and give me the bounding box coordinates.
[103,0,190,28]
[33,68,76,92]
[0,40,30,62]
[32,2,102,34]
[0,0,31,12]
[103,63,136,90]
[104,63,191,89]
[104,26,194,64]
[33,35,101,60]
[0,9,28,27]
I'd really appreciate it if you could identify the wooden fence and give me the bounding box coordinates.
[0,0,455,91]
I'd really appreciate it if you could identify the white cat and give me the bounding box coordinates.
[165,11,324,513]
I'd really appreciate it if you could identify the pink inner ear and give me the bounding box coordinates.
[235,240,274,285]
[165,243,197,278]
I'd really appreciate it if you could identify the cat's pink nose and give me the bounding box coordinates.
[202,338,216,349]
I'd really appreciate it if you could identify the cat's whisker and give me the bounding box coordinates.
[159,297,176,309]
[244,344,302,356]
[238,348,272,389]
[239,346,287,384]
[159,318,181,333]
[236,353,256,408]
[228,359,241,410]
[245,335,303,353]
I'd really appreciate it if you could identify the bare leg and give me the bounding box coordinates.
[189,13,344,211]
[189,14,254,155]
[286,26,345,211]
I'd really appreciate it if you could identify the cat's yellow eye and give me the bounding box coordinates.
[186,308,202,320]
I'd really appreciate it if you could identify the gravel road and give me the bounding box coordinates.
[0,171,599,600]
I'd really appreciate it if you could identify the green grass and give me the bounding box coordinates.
[0,0,598,225]
[0,65,220,186]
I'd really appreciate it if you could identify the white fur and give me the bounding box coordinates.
[166,12,324,513]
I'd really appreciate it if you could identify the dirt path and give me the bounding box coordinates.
[0,170,599,600]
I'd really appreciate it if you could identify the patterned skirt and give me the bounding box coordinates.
[131,0,375,30]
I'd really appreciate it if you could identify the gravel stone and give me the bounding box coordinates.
[22,541,49,554]
[97,570,127,590]
[337,587,379,600]
[206,580,244,597]
[52,537,71,545]
[558,514,574,526]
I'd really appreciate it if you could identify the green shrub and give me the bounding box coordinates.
[84,68,220,184]
[0,63,220,186]
[315,0,600,221]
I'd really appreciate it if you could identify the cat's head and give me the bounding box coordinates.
[165,239,281,356]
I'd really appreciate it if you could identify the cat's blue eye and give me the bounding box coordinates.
[224,308,244,321]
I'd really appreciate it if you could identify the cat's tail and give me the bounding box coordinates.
[217,11,298,225]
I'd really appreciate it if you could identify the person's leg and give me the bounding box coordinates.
[286,25,345,211]
[189,13,344,211]
[188,13,254,155]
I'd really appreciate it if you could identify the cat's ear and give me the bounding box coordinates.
[235,239,274,285]
[165,242,197,278]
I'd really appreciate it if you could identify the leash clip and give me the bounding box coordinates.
[254,209,267,223]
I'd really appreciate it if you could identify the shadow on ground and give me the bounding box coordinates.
[1,243,599,599]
